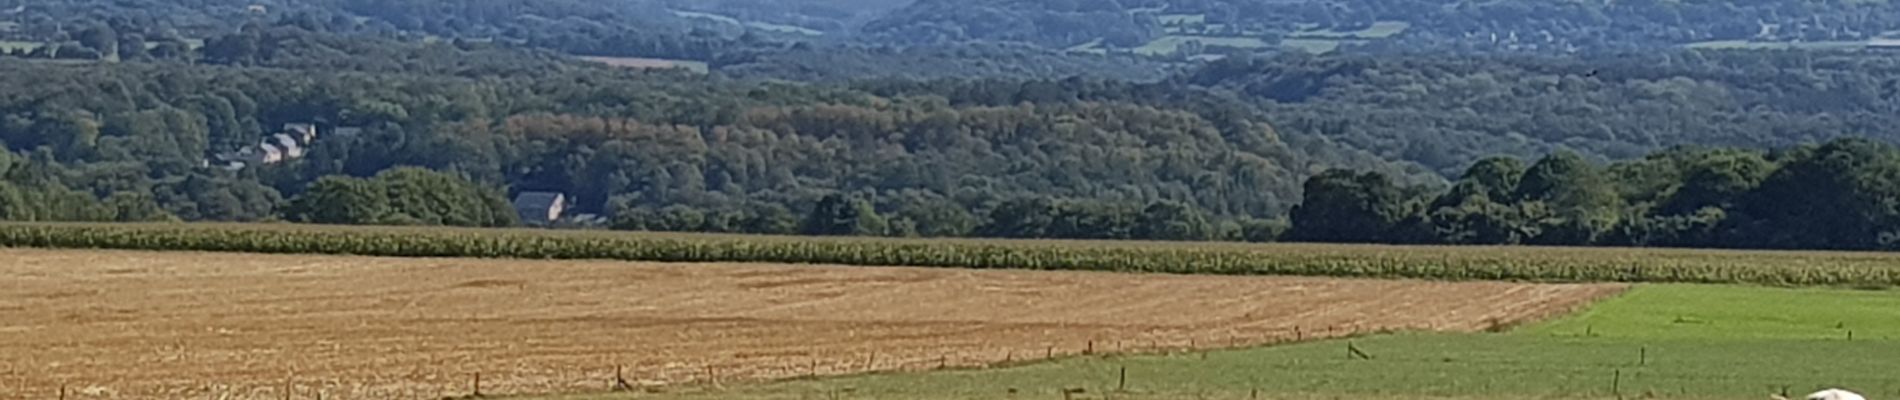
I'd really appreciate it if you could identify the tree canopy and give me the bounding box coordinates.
[1289,139,1900,251]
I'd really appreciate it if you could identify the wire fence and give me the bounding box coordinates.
[12,324,1443,400]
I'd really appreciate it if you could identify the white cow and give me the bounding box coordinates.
[1775,389,1866,400]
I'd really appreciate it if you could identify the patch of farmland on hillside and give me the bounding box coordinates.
[578,56,711,73]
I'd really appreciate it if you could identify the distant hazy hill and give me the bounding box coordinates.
[861,0,1900,58]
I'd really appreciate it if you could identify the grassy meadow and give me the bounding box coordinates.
[1531,285,1900,340]
[0,40,41,52]
[670,10,824,36]
[529,285,1900,400]
[578,56,711,73]
[1686,40,1869,50]
[1281,39,1354,54]
[1291,21,1410,39]
[1135,35,1271,55]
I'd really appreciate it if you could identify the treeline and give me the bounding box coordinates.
[608,194,1274,241]
[1288,139,1900,251]
[284,167,516,227]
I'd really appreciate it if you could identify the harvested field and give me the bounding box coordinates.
[0,249,1623,400]
[577,56,709,73]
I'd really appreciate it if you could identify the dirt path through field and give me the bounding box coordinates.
[0,249,1623,399]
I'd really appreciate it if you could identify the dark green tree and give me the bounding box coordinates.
[801,194,889,236]
[1285,169,1416,243]
[103,191,173,222]
[285,176,390,225]
[1656,150,1773,216]
[75,24,119,59]
[975,197,1058,238]
[1135,200,1215,241]
[1516,151,1621,244]
[1729,139,1900,250]
[892,197,979,237]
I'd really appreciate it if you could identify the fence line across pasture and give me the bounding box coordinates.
[18,323,1448,400]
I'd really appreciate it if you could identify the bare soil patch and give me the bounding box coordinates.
[0,249,1623,399]
[577,56,709,73]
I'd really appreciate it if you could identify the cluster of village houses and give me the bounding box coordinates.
[208,123,362,170]
[205,123,592,227]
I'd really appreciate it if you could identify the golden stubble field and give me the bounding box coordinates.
[0,249,1624,399]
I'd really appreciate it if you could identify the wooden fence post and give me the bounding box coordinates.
[1118,365,1127,392]
[614,365,632,391]
[473,372,482,397]
[1346,342,1371,360]
[1612,369,1622,399]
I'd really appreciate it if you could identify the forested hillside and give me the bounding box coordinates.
[0,0,1167,81]
[14,0,1900,82]
[3,0,1900,248]
[1186,51,1900,175]
[868,0,1900,56]
[0,24,1414,240]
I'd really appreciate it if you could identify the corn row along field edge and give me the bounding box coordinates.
[6,223,1900,286]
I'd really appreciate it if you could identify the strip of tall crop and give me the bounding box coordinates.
[3,223,1899,286]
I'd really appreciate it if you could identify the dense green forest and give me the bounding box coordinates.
[0,24,1409,241]
[14,0,1900,81]
[1289,138,1900,251]
[4,1,1900,248]
[0,0,1166,81]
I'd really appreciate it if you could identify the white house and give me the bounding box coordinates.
[204,122,351,170]
[241,143,284,165]
[271,133,303,158]
[512,192,569,226]
[285,123,318,143]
